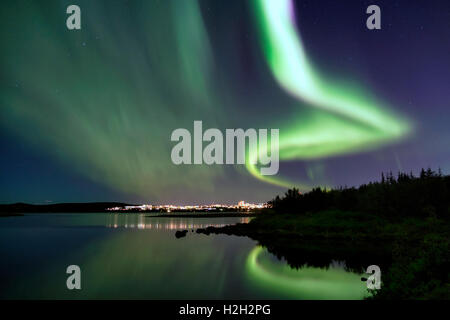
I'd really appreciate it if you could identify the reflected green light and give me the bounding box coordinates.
[246,246,369,300]
[247,0,412,189]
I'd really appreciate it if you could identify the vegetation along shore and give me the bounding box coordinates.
[194,169,450,300]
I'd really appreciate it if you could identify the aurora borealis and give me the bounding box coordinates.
[1,0,450,204]
[246,0,413,188]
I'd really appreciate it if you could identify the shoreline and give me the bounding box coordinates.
[147,212,258,218]
[0,212,25,217]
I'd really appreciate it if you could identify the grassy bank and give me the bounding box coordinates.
[221,210,447,240]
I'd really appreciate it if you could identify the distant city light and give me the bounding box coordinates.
[106,201,270,212]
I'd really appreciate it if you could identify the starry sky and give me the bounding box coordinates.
[1,0,449,205]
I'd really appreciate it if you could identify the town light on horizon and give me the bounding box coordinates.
[107,201,270,212]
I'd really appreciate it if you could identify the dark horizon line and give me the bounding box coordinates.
[0,199,266,206]
[2,167,447,210]
[0,201,268,214]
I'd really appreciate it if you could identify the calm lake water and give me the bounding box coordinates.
[0,213,369,299]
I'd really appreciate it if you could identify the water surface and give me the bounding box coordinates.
[0,213,368,299]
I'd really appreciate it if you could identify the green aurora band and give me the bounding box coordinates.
[0,0,413,199]
[247,0,412,189]
[0,1,225,200]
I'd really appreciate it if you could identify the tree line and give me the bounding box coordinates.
[269,168,450,219]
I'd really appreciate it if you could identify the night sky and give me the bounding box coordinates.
[1,0,449,205]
